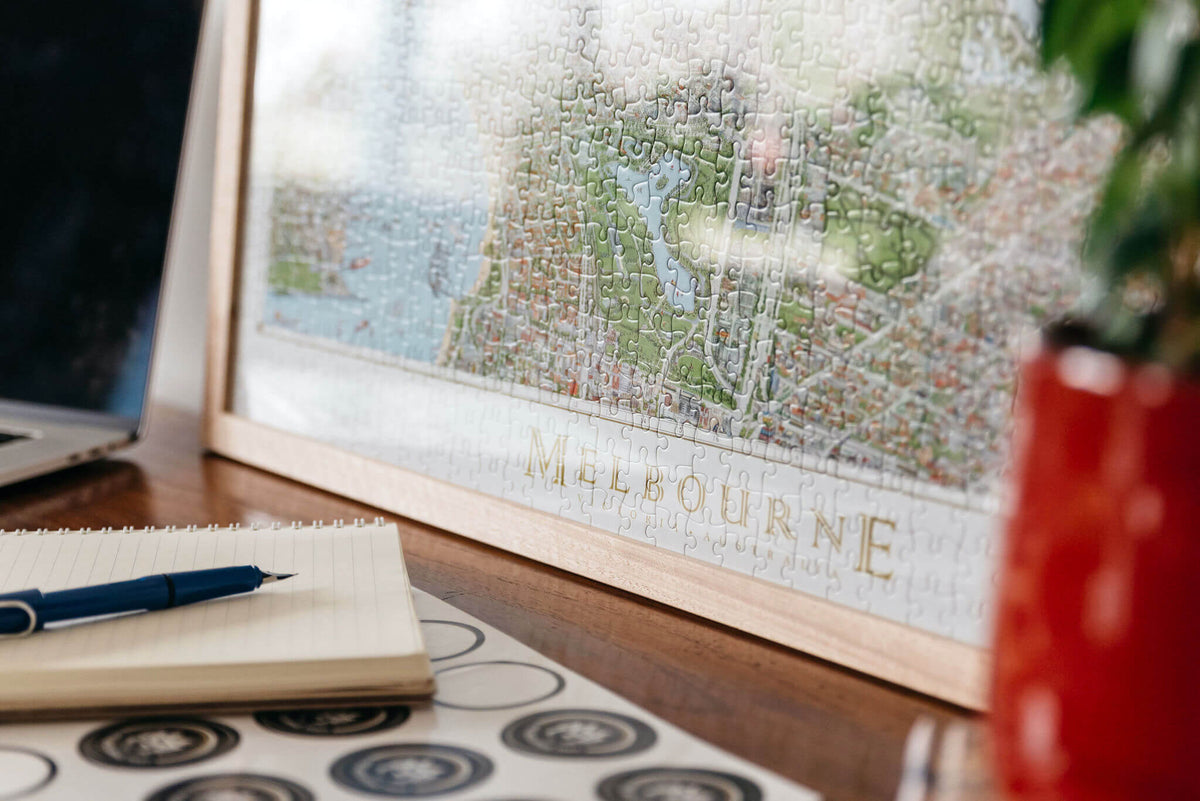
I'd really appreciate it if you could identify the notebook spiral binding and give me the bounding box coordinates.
[0,517,389,536]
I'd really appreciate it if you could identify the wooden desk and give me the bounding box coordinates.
[0,405,975,801]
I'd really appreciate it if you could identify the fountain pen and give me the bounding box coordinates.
[0,565,295,637]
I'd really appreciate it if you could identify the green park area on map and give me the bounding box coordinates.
[255,0,1112,493]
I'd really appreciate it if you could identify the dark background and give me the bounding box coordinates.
[0,1,205,420]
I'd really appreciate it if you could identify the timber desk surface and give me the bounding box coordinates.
[0,404,975,801]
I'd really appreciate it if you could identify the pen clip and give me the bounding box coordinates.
[0,599,38,639]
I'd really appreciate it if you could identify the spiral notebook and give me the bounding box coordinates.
[0,520,434,720]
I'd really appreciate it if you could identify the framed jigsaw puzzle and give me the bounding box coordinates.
[206,0,1115,708]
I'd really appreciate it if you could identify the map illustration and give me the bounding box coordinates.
[250,0,1110,496]
[233,0,1118,647]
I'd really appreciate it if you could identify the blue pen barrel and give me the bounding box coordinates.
[0,566,265,635]
[37,576,171,624]
[169,565,262,606]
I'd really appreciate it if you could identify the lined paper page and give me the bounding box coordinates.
[0,523,422,672]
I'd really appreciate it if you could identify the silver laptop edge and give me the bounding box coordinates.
[0,1,208,488]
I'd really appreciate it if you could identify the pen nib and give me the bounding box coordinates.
[260,570,296,584]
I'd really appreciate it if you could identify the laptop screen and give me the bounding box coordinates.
[0,2,205,422]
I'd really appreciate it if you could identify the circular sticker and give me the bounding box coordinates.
[145,773,314,801]
[79,718,239,768]
[596,768,763,801]
[330,743,493,797]
[501,709,656,758]
[0,746,56,800]
[434,661,564,711]
[255,706,411,737]
[420,620,485,661]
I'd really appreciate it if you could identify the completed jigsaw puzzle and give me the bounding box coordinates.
[229,0,1114,650]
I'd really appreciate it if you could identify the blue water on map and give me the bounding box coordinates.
[263,194,489,364]
[261,0,489,364]
[611,151,696,313]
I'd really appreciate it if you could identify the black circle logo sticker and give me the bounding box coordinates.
[79,718,239,768]
[501,709,656,758]
[255,706,411,737]
[330,743,493,797]
[596,767,763,801]
[145,773,314,801]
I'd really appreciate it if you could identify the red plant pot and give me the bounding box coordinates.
[992,345,1200,800]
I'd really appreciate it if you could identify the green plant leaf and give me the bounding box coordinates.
[1134,42,1200,147]
[1086,149,1145,267]
[1107,202,1170,280]
[1045,0,1200,370]
[1081,36,1140,123]
[1133,3,1192,116]
[1042,0,1149,111]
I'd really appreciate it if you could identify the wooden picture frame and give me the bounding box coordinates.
[203,0,1113,711]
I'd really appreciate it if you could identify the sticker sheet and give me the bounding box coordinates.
[229,0,1116,646]
[0,590,820,800]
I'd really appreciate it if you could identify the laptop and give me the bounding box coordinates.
[0,1,206,486]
